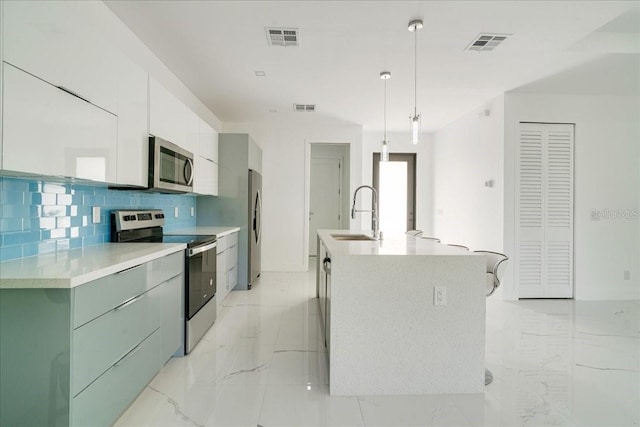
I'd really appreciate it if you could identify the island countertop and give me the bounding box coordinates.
[317,229,481,257]
[0,243,186,289]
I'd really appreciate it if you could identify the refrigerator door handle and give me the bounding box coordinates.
[255,189,262,245]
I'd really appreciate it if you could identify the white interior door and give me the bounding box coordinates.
[517,122,574,298]
[309,157,342,256]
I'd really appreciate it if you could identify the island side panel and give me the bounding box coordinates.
[329,254,485,395]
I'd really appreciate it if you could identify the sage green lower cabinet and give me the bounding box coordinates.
[72,330,161,427]
[72,289,155,396]
[215,231,239,306]
[0,288,72,427]
[0,251,185,427]
[153,274,184,361]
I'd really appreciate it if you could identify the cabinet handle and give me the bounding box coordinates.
[115,293,144,311]
[114,341,145,367]
[116,263,144,274]
[185,158,194,186]
[188,241,217,257]
[57,85,91,104]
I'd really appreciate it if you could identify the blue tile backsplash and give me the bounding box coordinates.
[0,176,197,261]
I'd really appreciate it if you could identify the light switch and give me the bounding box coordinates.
[174,207,179,218]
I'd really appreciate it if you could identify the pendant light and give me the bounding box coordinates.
[380,71,391,162]
[408,19,423,145]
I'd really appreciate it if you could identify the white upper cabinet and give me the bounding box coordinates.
[0,2,4,170]
[3,1,120,115]
[248,137,263,174]
[193,156,219,196]
[3,63,117,182]
[116,57,149,187]
[198,118,219,163]
[192,117,219,196]
[149,78,188,151]
[184,109,200,156]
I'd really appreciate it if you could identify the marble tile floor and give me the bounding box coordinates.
[115,262,640,427]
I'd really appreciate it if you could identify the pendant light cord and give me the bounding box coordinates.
[414,27,418,116]
[384,77,387,141]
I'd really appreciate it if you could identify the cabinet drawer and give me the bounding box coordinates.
[228,232,239,248]
[216,236,227,254]
[227,245,238,270]
[228,265,238,290]
[72,329,161,427]
[151,275,184,362]
[72,290,155,395]
[74,263,147,328]
[148,252,183,287]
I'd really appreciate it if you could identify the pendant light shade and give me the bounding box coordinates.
[380,71,391,162]
[408,19,423,145]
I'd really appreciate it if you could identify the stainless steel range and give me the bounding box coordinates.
[111,209,217,354]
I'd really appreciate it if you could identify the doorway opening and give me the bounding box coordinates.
[309,144,350,256]
[373,153,417,233]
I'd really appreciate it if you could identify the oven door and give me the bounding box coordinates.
[186,241,217,320]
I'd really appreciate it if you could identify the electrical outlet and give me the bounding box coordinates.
[190,207,195,217]
[624,270,631,280]
[434,286,447,306]
[174,207,179,218]
[92,206,101,224]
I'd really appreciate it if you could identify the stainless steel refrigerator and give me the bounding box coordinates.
[248,170,262,286]
[196,133,262,290]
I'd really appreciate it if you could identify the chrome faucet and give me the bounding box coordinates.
[351,185,380,240]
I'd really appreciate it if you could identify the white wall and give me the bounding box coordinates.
[361,131,434,236]
[504,93,640,300]
[431,96,506,253]
[223,118,363,272]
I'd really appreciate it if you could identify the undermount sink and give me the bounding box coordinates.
[330,233,376,241]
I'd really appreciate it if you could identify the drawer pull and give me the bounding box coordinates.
[114,341,144,367]
[116,263,144,274]
[57,85,91,104]
[115,294,144,311]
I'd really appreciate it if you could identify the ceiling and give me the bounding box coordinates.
[105,1,640,133]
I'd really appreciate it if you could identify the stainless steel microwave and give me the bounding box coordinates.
[149,136,194,193]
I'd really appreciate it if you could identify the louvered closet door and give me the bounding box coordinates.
[516,123,574,298]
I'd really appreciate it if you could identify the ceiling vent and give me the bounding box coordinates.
[265,27,299,47]
[465,33,510,52]
[294,104,315,112]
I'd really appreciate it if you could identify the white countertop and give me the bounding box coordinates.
[166,226,240,238]
[318,230,481,257]
[0,243,186,289]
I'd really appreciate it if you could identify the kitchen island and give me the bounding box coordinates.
[316,230,486,396]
